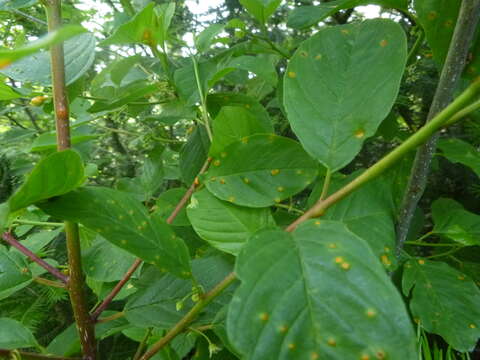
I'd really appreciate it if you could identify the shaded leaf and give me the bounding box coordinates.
[38,187,191,278]
[0,246,32,300]
[154,187,190,226]
[187,188,275,255]
[0,317,38,349]
[125,256,234,328]
[196,23,225,52]
[205,134,318,207]
[437,138,480,178]
[227,221,416,359]
[403,259,480,351]
[284,19,407,171]
[431,198,480,246]
[179,126,210,185]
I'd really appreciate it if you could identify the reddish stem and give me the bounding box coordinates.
[2,232,68,283]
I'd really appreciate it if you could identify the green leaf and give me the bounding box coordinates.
[227,221,417,359]
[83,237,137,282]
[0,0,37,10]
[403,259,480,351]
[0,25,85,65]
[179,126,210,185]
[0,246,32,300]
[139,150,164,200]
[0,318,38,349]
[8,149,84,212]
[240,0,281,24]
[145,100,196,125]
[320,173,397,267]
[287,0,408,29]
[2,33,96,86]
[125,256,234,328]
[437,138,480,178]
[205,134,318,207]
[0,81,21,100]
[284,19,407,171]
[228,55,279,86]
[174,58,235,106]
[187,188,275,255]
[431,198,480,246]
[154,188,190,226]
[196,23,225,52]
[38,187,191,278]
[30,127,97,152]
[101,2,175,47]
[210,106,271,156]
[207,92,273,132]
[414,0,461,65]
[16,228,62,255]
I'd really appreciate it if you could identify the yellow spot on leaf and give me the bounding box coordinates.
[228,196,235,203]
[121,240,127,245]
[296,170,303,175]
[375,350,386,359]
[128,210,134,215]
[315,54,322,60]
[220,152,227,158]
[259,312,269,321]
[274,198,281,203]
[458,275,465,280]
[444,19,453,27]
[311,352,319,360]
[241,137,249,144]
[341,29,349,35]
[379,39,388,47]
[315,220,321,225]
[271,169,280,176]
[213,159,221,166]
[418,259,425,265]
[220,179,226,184]
[243,178,250,184]
[470,323,476,329]
[328,243,337,248]
[366,308,377,318]
[381,255,391,266]
[277,186,284,192]
[279,325,288,333]
[341,262,351,270]
[300,50,308,57]
[288,343,296,350]
[335,256,344,264]
[361,355,370,360]
[245,104,251,109]
[327,338,336,347]
[0,59,12,69]
[355,129,365,138]
[427,11,437,20]
[288,71,296,78]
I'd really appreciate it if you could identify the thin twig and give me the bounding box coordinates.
[133,328,153,360]
[2,232,68,283]
[395,0,480,257]
[34,277,67,288]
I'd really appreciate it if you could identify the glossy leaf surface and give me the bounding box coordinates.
[39,187,191,278]
[284,19,407,171]
[205,134,318,207]
[227,221,417,359]
[187,188,275,255]
[403,259,480,351]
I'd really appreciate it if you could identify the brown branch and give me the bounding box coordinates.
[91,158,212,321]
[2,232,68,283]
[44,0,97,358]
[395,0,480,256]
[0,349,80,360]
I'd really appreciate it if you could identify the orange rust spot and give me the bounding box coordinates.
[380,39,388,47]
[0,58,12,69]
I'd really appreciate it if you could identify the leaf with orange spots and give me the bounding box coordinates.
[284,19,407,171]
[414,0,461,65]
[38,187,191,278]
[227,221,416,359]
[402,259,480,351]
[205,134,318,207]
